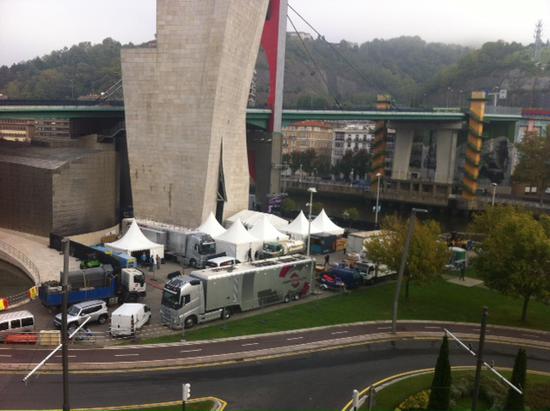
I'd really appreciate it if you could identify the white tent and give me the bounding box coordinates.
[248,215,289,242]
[226,209,289,230]
[310,209,345,236]
[196,212,226,238]
[215,219,262,261]
[105,219,164,258]
[282,211,311,240]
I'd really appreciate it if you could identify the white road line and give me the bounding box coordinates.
[286,336,304,341]
[521,333,539,339]
[241,342,259,347]
[55,355,76,358]
[377,326,392,330]
[331,330,349,335]
[114,353,140,357]
[0,354,12,358]
[180,348,203,353]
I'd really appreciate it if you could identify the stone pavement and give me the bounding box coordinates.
[443,273,485,287]
[0,227,79,285]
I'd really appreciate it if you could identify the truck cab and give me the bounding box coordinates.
[160,275,207,329]
[183,233,217,268]
[120,268,146,301]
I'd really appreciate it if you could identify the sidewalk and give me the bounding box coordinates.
[0,227,79,284]
[443,273,484,288]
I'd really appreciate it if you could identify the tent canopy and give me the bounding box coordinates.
[248,215,289,242]
[215,219,262,261]
[226,209,289,230]
[105,219,164,258]
[310,209,345,236]
[196,212,226,238]
[282,211,311,240]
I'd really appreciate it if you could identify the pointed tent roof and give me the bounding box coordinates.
[282,211,311,237]
[215,219,259,245]
[248,215,289,242]
[226,210,289,230]
[106,219,164,252]
[196,212,226,238]
[310,209,345,236]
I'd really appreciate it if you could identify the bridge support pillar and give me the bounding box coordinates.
[391,127,414,180]
[462,91,487,200]
[371,95,392,179]
[435,129,458,184]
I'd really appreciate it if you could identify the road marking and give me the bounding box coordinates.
[377,326,392,330]
[114,353,140,357]
[522,333,539,339]
[286,336,304,341]
[55,355,76,358]
[180,348,203,353]
[241,342,259,347]
[0,354,12,358]
[331,330,349,335]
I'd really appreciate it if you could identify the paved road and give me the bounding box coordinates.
[1,321,549,369]
[1,341,549,410]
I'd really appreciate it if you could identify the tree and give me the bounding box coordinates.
[513,129,550,204]
[472,206,550,322]
[342,208,360,221]
[428,335,452,410]
[280,198,297,215]
[365,216,449,298]
[504,348,527,411]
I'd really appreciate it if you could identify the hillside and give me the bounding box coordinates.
[0,35,548,108]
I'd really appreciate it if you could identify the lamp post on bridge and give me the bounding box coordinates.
[375,172,382,228]
[491,182,497,207]
[306,187,317,295]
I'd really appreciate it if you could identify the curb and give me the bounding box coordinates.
[340,367,550,411]
[3,396,227,411]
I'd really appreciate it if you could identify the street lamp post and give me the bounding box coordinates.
[491,182,497,207]
[349,168,354,187]
[391,208,428,333]
[375,172,382,228]
[306,187,317,295]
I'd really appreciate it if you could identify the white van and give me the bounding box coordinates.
[110,303,151,337]
[205,256,240,268]
[0,310,35,341]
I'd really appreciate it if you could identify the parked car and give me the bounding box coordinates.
[0,310,35,342]
[54,300,109,332]
[205,256,240,268]
[319,273,345,291]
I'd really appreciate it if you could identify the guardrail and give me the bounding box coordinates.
[0,238,40,284]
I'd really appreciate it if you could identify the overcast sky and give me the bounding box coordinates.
[1,0,549,66]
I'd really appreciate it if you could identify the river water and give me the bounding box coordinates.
[286,192,471,232]
[0,259,34,297]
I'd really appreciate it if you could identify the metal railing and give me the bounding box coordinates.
[0,238,41,284]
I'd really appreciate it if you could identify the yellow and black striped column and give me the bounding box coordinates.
[462,91,487,200]
[371,95,392,179]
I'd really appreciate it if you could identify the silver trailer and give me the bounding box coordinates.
[160,255,315,329]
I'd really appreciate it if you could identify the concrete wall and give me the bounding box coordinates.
[122,0,269,228]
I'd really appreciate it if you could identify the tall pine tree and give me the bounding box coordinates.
[504,348,527,410]
[428,335,452,410]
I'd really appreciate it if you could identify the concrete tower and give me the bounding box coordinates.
[121,0,269,227]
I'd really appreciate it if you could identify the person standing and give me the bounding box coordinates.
[324,254,330,269]
[247,248,252,262]
[156,254,161,270]
[459,262,466,281]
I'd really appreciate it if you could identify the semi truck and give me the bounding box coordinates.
[132,219,218,268]
[160,255,315,329]
[39,266,146,309]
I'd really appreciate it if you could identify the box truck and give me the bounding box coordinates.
[160,255,315,329]
[39,266,146,309]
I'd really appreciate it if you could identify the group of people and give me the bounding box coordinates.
[140,252,161,271]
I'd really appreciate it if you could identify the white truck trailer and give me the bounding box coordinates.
[346,230,383,256]
[160,255,315,329]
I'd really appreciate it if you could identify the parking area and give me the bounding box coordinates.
[16,251,344,343]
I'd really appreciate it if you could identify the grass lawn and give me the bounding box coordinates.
[109,400,215,411]
[144,278,550,344]
[372,370,550,411]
